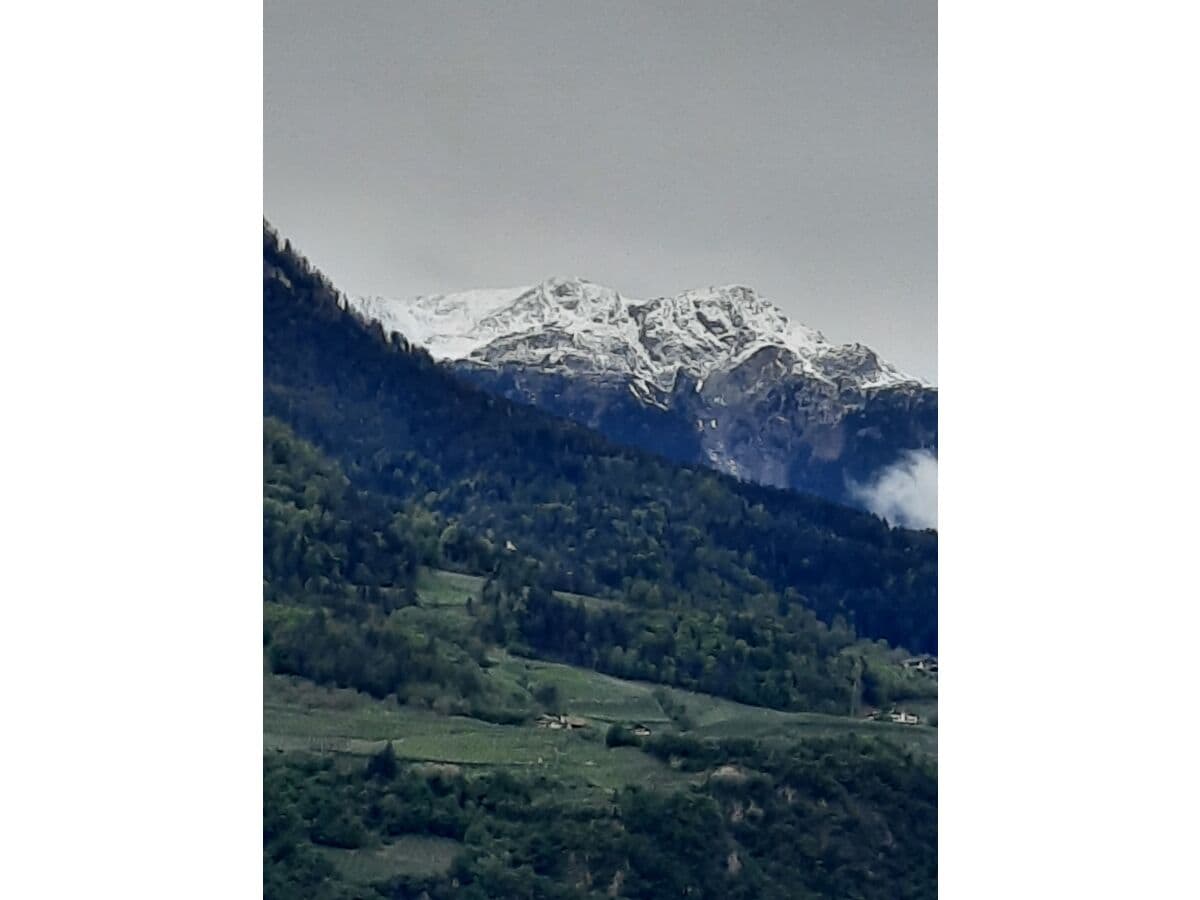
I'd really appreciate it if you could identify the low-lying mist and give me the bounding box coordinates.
[850,450,938,530]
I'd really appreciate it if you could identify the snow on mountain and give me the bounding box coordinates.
[347,277,936,510]
[348,277,924,398]
[349,285,531,361]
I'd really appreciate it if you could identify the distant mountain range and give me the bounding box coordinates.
[349,278,937,516]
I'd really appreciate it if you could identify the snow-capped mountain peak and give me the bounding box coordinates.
[345,278,935,507]
[348,280,923,397]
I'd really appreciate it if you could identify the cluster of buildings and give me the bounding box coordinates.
[535,714,654,737]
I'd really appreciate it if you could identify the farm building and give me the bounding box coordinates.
[902,654,938,675]
[536,713,590,730]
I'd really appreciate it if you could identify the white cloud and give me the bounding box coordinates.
[850,450,938,530]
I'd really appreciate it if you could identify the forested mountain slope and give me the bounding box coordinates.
[262,419,938,897]
[265,413,938,715]
[263,223,937,654]
[266,734,937,900]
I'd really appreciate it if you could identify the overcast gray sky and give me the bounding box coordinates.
[266,1,936,382]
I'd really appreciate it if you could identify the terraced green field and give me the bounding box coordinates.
[264,674,692,794]
[316,835,463,882]
[486,653,938,755]
[488,653,671,724]
[415,567,628,613]
[414,567,483,607]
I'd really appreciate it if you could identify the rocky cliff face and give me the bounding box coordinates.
[348,278,936,510]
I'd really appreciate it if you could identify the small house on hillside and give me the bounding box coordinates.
[902,655,938,676]
[889,711,920,725]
